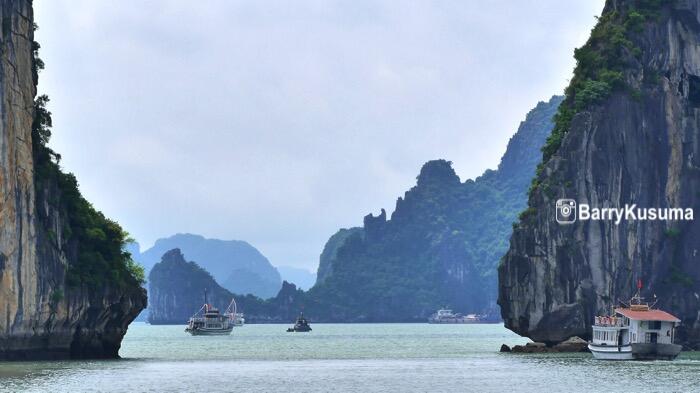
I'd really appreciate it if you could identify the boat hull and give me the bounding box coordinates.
[287,327,312,332]
[186,327,233,336]
[428,320,481,324]
[589,343,682,360]
[588,344,634,360]
[630,343,682,360]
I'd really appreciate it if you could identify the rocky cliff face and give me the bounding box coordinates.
[0,0,40,360]
[0,0,145,359]
[499,0,700,347]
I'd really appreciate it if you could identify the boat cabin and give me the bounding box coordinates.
[185,300,236,336]
[589,303,681,360]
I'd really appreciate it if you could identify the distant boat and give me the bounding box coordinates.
[232,311,245,327]
[229,297,245,327]
[588,283,682,360]
[185,290,240,335]
[428,308,482,324]
[287,312,312,332]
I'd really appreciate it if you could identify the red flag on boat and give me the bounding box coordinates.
[637,279,642,289]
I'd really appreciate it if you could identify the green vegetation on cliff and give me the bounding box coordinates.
[31,35,144,290]
[533,1,665,196]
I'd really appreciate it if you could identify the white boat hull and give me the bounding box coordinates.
[589,343,682,360]
[588,344,634,360]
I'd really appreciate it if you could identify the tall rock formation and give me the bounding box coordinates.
[148,249,232,324]
[499,0,700,347]
[148,248,304,324]
[308,96,562,322]
[0,0,145,359]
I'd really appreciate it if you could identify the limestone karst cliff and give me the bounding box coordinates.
[499,0,700,347]
[307,96,562,321]
[0,0,146,359]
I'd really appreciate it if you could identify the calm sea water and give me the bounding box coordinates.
[1,322,699,392]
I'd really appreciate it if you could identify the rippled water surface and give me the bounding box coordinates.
[1,323,699,392]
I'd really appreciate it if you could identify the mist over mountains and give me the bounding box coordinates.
[130,233,282,298]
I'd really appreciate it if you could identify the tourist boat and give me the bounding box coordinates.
[185,291,241,335]
[287,312,312,332]
[428,308,481,324]
[588,284,682,360]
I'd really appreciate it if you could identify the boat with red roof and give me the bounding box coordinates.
[588,281,682,360]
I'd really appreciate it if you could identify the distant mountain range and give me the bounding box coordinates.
[129,233,281,298]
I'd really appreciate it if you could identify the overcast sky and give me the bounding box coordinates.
[34,1,604,272]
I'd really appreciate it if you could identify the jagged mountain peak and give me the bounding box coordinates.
[416,159,461,187]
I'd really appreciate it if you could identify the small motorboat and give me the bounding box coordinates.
[287,312,312,332]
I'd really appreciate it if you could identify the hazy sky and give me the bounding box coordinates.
[34,1,604,271]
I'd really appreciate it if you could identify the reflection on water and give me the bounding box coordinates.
[1,323,698,393]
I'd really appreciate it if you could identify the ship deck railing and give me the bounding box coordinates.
[594,316,627,327]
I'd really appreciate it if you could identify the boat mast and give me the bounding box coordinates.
[225,297,237,319]
[204,288,208,312]
[632,279,643,305]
